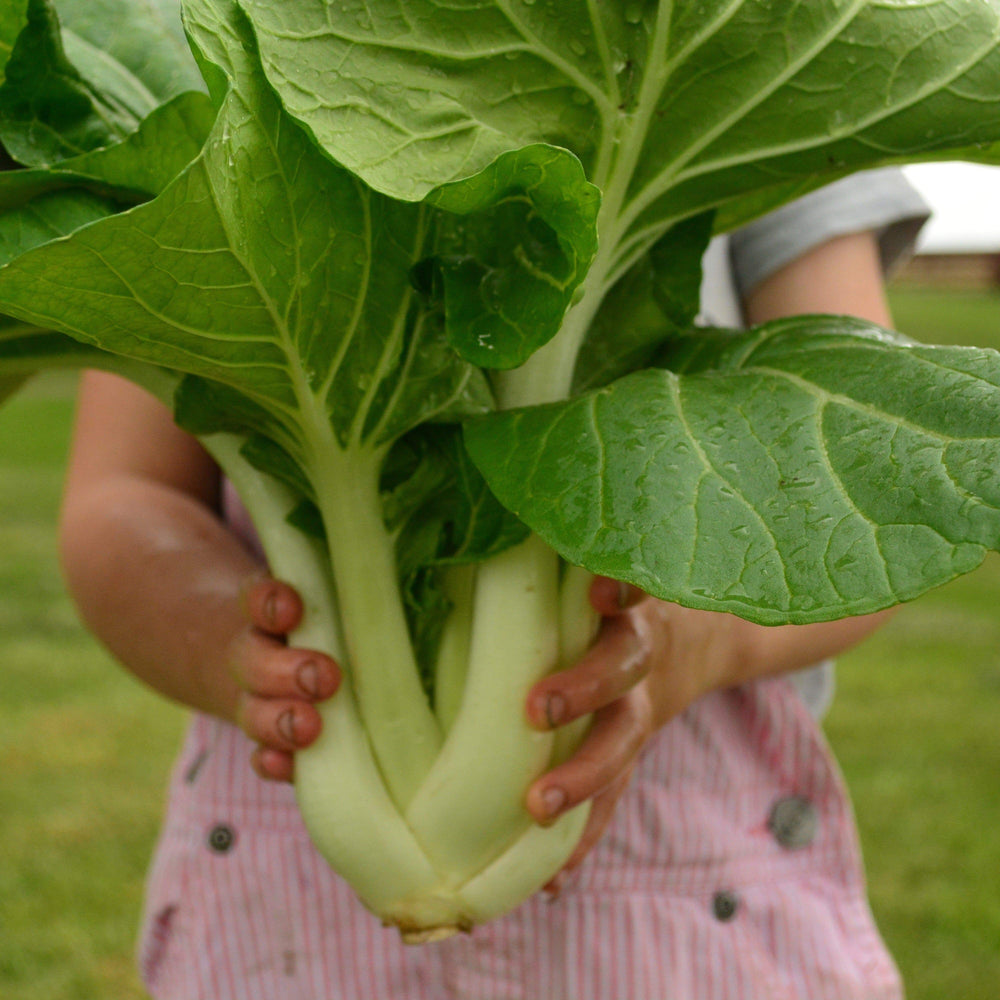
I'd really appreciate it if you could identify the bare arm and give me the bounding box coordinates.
[60,371,339,778]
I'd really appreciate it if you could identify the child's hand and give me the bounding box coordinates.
[522,578,745,887]
[522,574,892,887]
[232,576,341,783]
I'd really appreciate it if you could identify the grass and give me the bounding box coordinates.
[0,287,997,998]
[821,285,1000,998]
[888,286,1000,348]
[0,373,186,1000]
[827,558,1000,999]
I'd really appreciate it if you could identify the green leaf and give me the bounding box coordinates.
[0,0,202,167]
[174,374,314,499]
[0,313,175,399]
[385,425,530,699]
[465,317,1000,624]
[428,143,600,369]
[0,187,118,264]
[0,372,28,405]
[572,210,714,393]
[0,2,28,87]
[0,92,214,208]
[242,0,1000,269]
[55,0,204,102]
[387,426,529,572]
[0,0,143,165]
[240,0,642,200]
[0,0,489,462]
[0,91,210,275]
[0,318,104,371]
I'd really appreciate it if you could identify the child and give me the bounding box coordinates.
[59,170,927,999]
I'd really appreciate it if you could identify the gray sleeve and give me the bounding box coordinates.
[729,167,931,297]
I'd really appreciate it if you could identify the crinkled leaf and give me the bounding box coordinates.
[0,94,210,283]
[240,0,644,200]
[427,144,599,369]
[0,1,143,164]
[384,425,529,696]
[465,317,1000,624]
[0,0,202,168]
[387,426,529,573]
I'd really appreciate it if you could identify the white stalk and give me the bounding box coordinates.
[457,802,590,923]
[309,442,442,810]
[203,435,452,926]
[433,563,476,732]
[404,534,560,880]
[553,562,600,764]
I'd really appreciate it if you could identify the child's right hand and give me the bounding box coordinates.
[233,575,341,783]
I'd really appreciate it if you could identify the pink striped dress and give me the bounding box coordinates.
[136,675,902,999]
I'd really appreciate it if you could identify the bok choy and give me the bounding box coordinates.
[2,0,1000,938]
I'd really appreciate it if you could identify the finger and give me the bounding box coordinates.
[242,576,304,636]
[525,689,651,825]
[236,693,325,753]
[589,576,646,617]
[231,633,340,702]
[543,768,633,892]
[526,614,649,730]
[251,745,296,783]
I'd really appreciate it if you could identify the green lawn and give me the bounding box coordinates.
[823,285,1000,998]
[0,374,185,1000]
[889,286,1000,348]
[1,288,998,998]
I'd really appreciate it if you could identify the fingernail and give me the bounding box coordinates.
[278,709,296,744]
[297,660,321,698]
[541,785,566,818]
[544,692,567,729]
[263,589,277,627]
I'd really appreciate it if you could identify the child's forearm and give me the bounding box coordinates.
[59,471,260,722]
[610,597,894,735]
[734,608,894,687]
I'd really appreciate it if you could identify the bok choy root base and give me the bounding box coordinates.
[2,0,1000,937]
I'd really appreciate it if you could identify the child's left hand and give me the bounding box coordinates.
[522,577,747,887]
[523,574,892,887]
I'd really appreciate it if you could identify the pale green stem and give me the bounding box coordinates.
[433,563,477,732]
[492,274,610,409]
[553,562,599,764]
[202,434,452,924]
[404,535,560,881]
[457,801,590,924]
[309,444,442,810]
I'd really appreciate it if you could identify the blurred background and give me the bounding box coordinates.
[0,163,998,1000]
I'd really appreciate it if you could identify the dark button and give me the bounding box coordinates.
[768,795,819,850]
[712,890,739,922]
[207,823,236,854]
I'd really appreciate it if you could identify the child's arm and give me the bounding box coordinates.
[523,229,899,871]
[59,371,340,780]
